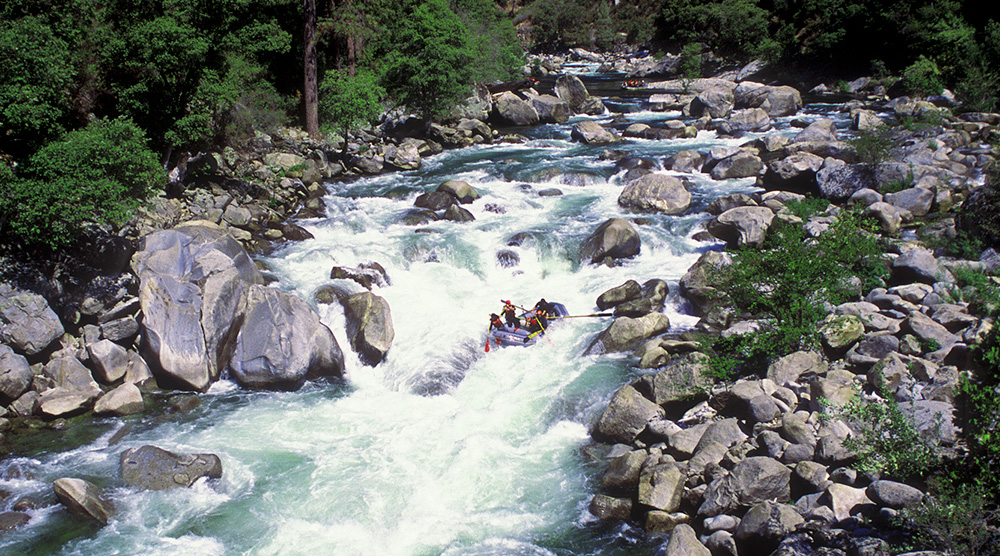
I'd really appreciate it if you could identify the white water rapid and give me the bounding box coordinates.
[0,72,847,556]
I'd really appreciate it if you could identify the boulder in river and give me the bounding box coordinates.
[342,292,395,366]
[120,445,223,490]
[229,285,345,390]
[53,478,112,525]
[132,221,263,391]
[571,121,620,145]
[618,174,692,214]
[580,218,641,265]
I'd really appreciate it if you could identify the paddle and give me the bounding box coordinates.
[551,313,614,319]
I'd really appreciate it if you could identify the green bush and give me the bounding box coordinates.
[705,210,888,380]
[849,126,894,166]
[783,197,830,220]
[903,56,944,97]
[0,118,166,248]
[842,369,938,480]
[899,481,999,555]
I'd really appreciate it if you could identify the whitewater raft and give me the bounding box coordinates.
[487,302,569,348]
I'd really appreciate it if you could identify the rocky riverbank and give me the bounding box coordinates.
[0,48,998,554]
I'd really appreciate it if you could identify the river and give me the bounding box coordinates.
[0,67,845,555]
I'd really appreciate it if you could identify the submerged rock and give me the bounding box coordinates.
[120,445,222,490]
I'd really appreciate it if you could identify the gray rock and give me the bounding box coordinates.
[93,382,144,415]
[125,351,156,386]
[734,501,804,542]
[443,204,476,222]
[794,119,838,142]
[230,285,345,389]
[132,221,264,391]
[0,284,64,355]
[0,511,30,531]
[897,400,958,446]
[0,345,32,401]
[10,390,40,416]
[867,480,923,508]
[749,395,781,423]
[88,339,129,383]
[528,93,572,123]
[690,86,735,119]
[100,316,140,342]
[580,218,641,264]
[414,191,457,211]
[650,353,713,404]
[436,180,479,204]
[593,384,665,444]
[822,483,874,521]
[781,413,817,447]
[639,463,686,512]
[704,530,738,556]
[493,91,539,126]
[586,313,671,355]
[597,280,641,310]
[618,174,692,214]
[53,478,112,525]
[816,164,874,200]
[42,356,101,397]
[571,121,620,145]
[906,312,960,350]
[38,387,98,417]
[603,449,647,490]
[669,422,710,459]
[664,150,705,173]
[589,494,632,521]
[695,418,747,454]
[767,351,827,388]
[341,291,394,367]
[892,248,953,284]
[709,151,764,180]
[885,187,934,218]
[120,445,222,490]
[762,153,825,193]
[679,251,731,317]
[554,74,592,113]
[727,108,772,132]
[663,523,710,556]
[699,457,791,516]
[707,206,775,247]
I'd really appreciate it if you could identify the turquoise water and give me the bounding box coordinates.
[0,78,845,556]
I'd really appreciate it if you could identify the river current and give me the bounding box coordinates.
[0,68,844,555]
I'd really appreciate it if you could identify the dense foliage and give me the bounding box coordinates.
[524,0,999,110]
[0,0,522,248]
[706,210,888,380]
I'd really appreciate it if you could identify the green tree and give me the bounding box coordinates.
[319,69,384,152]
[0,16,74,157]
[0,118,166,248]
[376,0,474,119]
[451,0,523,83]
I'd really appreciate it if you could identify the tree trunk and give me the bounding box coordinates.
[304,0,319,137]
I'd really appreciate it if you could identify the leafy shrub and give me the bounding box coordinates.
[842,369,938,480]
[903,55,945,97]
[849,126,894,165]
[319,69,384,150]
[679,42,702,81]
[899,481,999,555]
[0,118,165,248]
[783,197,830,220]
[704,211,888,380]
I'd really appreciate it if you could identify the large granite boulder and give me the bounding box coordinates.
[437,180,480,204]
[120,445,222,490]
[618,174,692,214]
[816,164,875,200]
[0,345,33,402]
[342,292,395,366]
[585,312,671,354]
[727,108,772,133]
[38,356,103,417]
[699,456,791,516]
[706,206,775,247]
[493,91,539,126]
[710,150,764,180]
[592,384,665,444]
[679,251,732,319]
[689,85,735,119]
[580,218,641,264]
[734,83,802,117]
[132,221,263,391]
[761,153,825,193]
[0,284,64,355]
[528,93,572,123]
[555,74,603,114]
[93,382,144,416]
[53,478,112,525]
[571,121,620,145]
[229,285,345,390]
